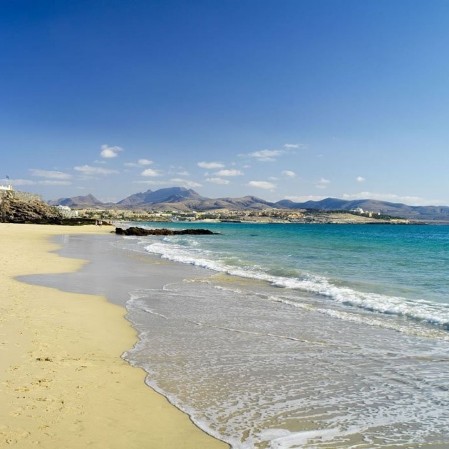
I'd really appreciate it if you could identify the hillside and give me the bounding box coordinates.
[48,188,449,221]
[117,187,205,207]
[49,194,104,208]
[276,198,449,221]
[53,188,275,212]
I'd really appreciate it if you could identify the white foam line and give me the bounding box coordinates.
[143,241,449,331]
[260,428,341,448]
[187,320,319,344]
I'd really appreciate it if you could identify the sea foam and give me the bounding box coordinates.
[143,239,449,331]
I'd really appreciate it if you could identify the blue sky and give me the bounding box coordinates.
[1,0,449,205]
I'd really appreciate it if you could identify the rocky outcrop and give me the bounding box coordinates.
[0,191,103,225]
[0,191,62,223]
[115,227,218,236]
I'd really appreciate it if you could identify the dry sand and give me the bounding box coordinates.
[0,223,228,449]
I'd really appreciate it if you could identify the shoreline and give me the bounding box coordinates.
[0,223,228,448]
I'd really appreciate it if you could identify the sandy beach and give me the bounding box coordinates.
[0,223,228,449]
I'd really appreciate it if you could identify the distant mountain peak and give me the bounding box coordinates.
[49,193,103,207]
[47,188,449,220]
[117,186,204,206]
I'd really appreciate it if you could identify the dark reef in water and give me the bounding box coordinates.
[115,226,218,236]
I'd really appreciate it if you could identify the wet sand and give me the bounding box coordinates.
[0,223,228,448]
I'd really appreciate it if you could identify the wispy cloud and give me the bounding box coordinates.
[246,149,285,162]
[284,143,306,149]
[240,143,302,162]
[1,177,69,187]
[198,161,225,169]
[214,169,243,177]
[167,165,190,177]
[74,165,119,176]
[342,192,441,206]
[170,178,202,188]
[282,170,296,178]
[134,180,170,186]
[248,180,276,190]
[356,176,366,182]
[285,195,327,202]
[125,159,154,168]
[206,177,230,185]
[2,178,35,186]
[38,180,72,186]
[29,169,72,180]
[316,178,330,189]
[100,144,123,158]
[141,168,162,177]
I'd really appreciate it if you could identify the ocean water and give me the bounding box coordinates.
[116,223,449,448]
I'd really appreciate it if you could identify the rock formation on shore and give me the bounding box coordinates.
[0,190,100,225]
[115,227,218,236]
[0,191,62,223]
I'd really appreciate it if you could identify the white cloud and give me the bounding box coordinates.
[134,180,171,186]
[170,178,202,188]
[247,149,284,162]
[198,161,225,169]
[316,178,330,189]
[141,168,162,177]
[3,178,35,186]
[283,143,306,149]
[125,159,154,168]
[167,165,190,177]
[243,144,302,162]
[214,169,243,177]
[206,177,230,185]
[74,165,119,176]
[248,180,276,190]
[38,180,72,186]
[29,169,72,180]
[2,177,69,188]
[100,144,123,158]
[356,176,366,182]
[342,192,441,206]
[282,170,296,178]
[285,195,327,202]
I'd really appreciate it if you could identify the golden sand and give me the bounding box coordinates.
[0,223,228,449]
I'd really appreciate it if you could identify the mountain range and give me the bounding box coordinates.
[49,187,449,221]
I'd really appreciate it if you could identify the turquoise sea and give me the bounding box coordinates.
[116,223,449,448]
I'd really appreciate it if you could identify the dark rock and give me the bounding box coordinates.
[115,227,218,236]
[0,191,61,224]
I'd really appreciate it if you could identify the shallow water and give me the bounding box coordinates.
[25,225,449,448]
[136,223,449,329]
[124,278,449,448]
[118,223,449,448]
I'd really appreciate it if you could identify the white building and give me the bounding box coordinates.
[351,207,364,214]
[0,184,13,191]
[56,205,79,218]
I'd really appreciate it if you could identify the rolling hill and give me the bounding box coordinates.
[49,188,449,221]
